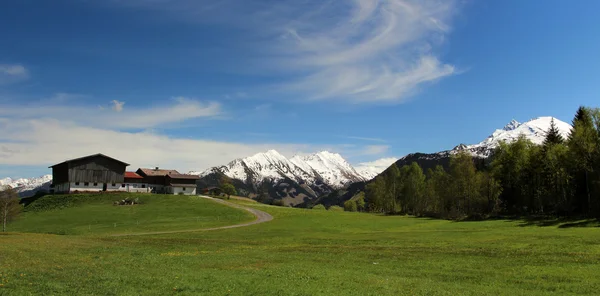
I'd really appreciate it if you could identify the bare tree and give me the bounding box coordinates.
[0,185,21,232]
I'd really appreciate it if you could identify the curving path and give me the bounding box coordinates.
[111,196,273,237]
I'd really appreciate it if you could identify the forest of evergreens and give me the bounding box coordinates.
[344,106,600,219]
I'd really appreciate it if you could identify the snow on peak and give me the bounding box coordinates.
[466,116,572,157]
[503,119,521,131]
[0,174,53,197]
[291,151,366,188]
[197,149,370,189]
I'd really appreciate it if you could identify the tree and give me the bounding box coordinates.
[220,183,237,199]
[425,166,450,216]
[366,176,387,213]
[543,118,565,147]
[343,199,358,212]
[355,193,366,212]
[491,136,537,213]
[449,151,480,217]
[400,162,426,215]
[567,106,598,214]
[0,186,21,232]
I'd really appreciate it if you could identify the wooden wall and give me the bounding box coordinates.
[52,162,69,184]
[67,155,126,183]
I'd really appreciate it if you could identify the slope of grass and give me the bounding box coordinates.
[1,199,600,295]
[9,193,255,235]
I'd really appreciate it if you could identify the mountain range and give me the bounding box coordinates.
[2,116,572,202]
[0,175,52,198]
[192,150,376,206]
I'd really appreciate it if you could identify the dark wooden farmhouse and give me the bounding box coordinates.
[50,154,129,193]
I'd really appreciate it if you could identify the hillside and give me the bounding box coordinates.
[12,193,254,235]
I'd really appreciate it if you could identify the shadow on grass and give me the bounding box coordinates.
[410,213,600,228]
[516,216,600,228]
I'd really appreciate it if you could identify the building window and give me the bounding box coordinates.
[121,184,126,188]
[84,182,89,186]
[93,183,98,186]
[75,182,80,186]
[182,187,186,191]
[111,183,116,187]
[142,184,146,188]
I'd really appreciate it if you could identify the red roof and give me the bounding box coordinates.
[124,171,143,179]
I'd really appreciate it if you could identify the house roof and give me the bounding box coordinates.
[137,168,180,177]
[124,172,143,179]
[169,183,197,187]
[167,174,200,180]
[49,153,130,168]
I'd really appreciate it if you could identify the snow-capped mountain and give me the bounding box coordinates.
[0,175,52,197]
[290,151,366,188]
[392,116,573,174]
[194,150,367,189]
[192,150,376,205]
[461,116,572,157]
[196,150,320,186]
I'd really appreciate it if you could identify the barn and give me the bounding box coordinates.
[50,154,129,193]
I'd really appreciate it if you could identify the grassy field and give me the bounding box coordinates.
[1,195,600,295]
[9,193,255,235]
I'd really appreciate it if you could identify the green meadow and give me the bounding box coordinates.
[1,194,600,295]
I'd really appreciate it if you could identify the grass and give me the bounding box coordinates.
[1,196,600,295]
[9,193,255,235]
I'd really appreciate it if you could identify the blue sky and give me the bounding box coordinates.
[1,0,600,178]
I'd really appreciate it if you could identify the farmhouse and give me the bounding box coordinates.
[136,167,199,195]
[49,154,200,195]
[50,154,129,193]
[122,171,149,193]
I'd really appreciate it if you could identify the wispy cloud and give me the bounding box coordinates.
[0,97,221,130]
[106,0,460,104]
[0,64,29,84]
[111,100,125,112]
[340,135,388,143]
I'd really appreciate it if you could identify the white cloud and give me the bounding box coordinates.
[107,0,460,104]
[356,157,399,169]
[0,97,221,130]
[361,145,390,155]
[0,118,313,173]
[354,157,398,178]
[0,64,29,84]
[111,100,125,112]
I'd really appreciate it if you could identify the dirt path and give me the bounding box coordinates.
[111,196,273,237]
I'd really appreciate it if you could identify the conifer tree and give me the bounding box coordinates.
[567,106,597,214]
[543,118,564,147]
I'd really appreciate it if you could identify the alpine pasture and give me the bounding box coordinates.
[1,193,600,295]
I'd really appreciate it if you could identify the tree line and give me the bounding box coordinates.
[346,106,600,219]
